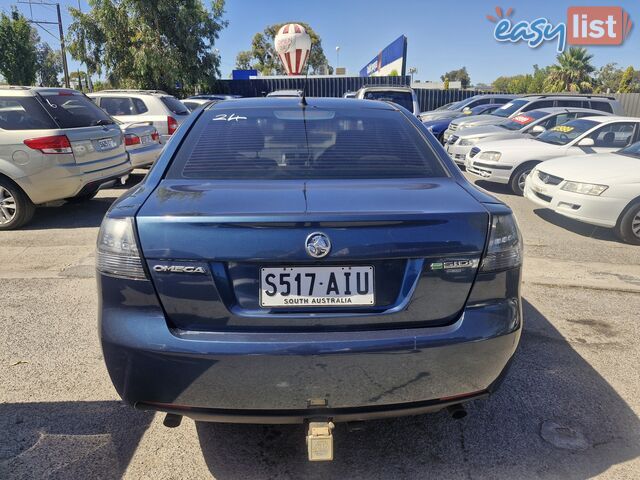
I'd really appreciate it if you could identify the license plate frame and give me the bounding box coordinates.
[260,266,375,308]
[97,137,117,150]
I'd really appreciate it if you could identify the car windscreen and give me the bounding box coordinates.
[362,91,414,112]
[167,106,447,180]
[492,99,528,118]
[536,119,598,145]
[0,97,57,130]
[37,92,115,128]
[160,96,190,115]
[616,141,640,158]
[498,110,547,131]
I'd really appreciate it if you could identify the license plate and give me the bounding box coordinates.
[140,135,152,144]
[260,266,374,307]
[97,138,117,150]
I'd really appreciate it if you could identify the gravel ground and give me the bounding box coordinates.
[1,172,639,479]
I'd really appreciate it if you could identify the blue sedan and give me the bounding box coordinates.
[423,103,503,143]
[97,97,522,457]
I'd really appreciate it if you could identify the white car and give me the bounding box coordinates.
[444,95,624,143]
[466,116,640,195]
[524,142,640,244]
[88,90,190,143]
[356,86,420,116]
[266,90,303,98]
[445,107,607,165]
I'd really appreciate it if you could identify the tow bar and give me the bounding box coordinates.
[306,421,335,461]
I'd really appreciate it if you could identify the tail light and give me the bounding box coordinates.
[167,116,178,135]
[96,217,147,280]
[24,135,72,154]
[480,214,522,272]
[151,130,160,142]
[124,134,140,146]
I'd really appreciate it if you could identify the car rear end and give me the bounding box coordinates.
[155,95,190,143]
[6,88,130,206]
[121,122,162,168]
[98,98,522,424]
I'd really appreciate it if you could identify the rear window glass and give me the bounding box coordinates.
[160,96,189,115]
[590,101,614,113]
[0,97,56,130]
[493,99,528,117]
[39,92,114,128]
[362,91,414,112]
[168,106,447,180]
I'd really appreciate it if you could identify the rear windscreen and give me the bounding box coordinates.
[0,97,57,130]
[362,91,414,112]
[38,92,115,128]
[160,96,190,115]
[168,106,447,180]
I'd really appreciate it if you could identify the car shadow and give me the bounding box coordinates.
[194,298,640,479]
[472,180,518,197]
[532,209,619,243]
[0,400,153,480]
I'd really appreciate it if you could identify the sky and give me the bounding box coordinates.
[2,0,639,84]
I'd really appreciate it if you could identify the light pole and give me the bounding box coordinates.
[335,46,340,74]
[409,67,417,84]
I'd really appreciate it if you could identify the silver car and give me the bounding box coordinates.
[0,86,130,230]
[120,121,163,168]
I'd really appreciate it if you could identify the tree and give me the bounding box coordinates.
[440,67,470,89]
[240,23,330,75]
[388,69,399,77]
[35,43,62,87]
[235,50,253,70]
[443,77,449,90]
[618,66,639,93]
[67,0,228,95]
[594,63,624,93]
[0,9,39,85]
[543,47,595,93]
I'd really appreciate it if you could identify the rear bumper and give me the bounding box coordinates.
[15,156,131,204]
[100,281,522,423]
[127,142,163,168]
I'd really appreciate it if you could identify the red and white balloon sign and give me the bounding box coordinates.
[275,23,312,76]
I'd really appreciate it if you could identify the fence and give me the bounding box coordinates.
[212,76,640,116]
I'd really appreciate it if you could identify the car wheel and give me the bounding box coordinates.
[509,164,535,196]
[0,178,35,231]
[615,201,640,245]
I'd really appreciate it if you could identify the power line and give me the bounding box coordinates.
[17,0,70,88]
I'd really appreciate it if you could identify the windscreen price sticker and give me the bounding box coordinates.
[512,115,533,124]
[551,125,574,133]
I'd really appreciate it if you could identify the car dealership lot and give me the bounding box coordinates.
[1,173,639,480]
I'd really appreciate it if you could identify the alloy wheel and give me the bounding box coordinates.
[632,211,640,239]
[517,170,531,193]
[0,186,17,225]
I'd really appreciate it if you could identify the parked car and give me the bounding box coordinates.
[88,90,190,143]
[343,91,357,98]
[418,94,516,122]
[423,103,503,143]
[355,86,420,116]
[266,89,303,97]
[465,116,640,195]
[119,121,163,168]
[444,94,624,142]
[97,98,522,447]
[446,107,608,166]
[524,141,640,244]
[182,98,211,112]
[0,86,130,230]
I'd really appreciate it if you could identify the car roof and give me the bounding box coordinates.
[525,107,610,115]
[579,115,640,123]
[209,97,399,111]
[358,86,413,92]
[87,90,169,97]
[0,86,82,97]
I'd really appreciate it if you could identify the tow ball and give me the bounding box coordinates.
[306,421,335,461]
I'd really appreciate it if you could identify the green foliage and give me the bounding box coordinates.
[235,50,253,70]
[543,47,595,93]
[618,66,640,93]
[388,69,399,77]
[594,63,624,93]
[67,0,228,95]
[491,66,548,94]
[443,77,449,90]
[440,67,470,89]
[36,43,62,87]
[0,9,39,85]
[239,22,329,75]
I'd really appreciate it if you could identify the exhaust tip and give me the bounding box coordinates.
[447,404,467,420]
[163,413,183,428]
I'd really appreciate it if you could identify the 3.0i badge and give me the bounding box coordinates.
[429,259,479,271]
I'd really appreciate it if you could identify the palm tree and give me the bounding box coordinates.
[544,47,596,93]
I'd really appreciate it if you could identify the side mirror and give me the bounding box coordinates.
[530,125,546,135]
[577,137,595,147]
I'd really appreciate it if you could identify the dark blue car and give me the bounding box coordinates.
[423,103,503,143]
[97,98,522,438]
